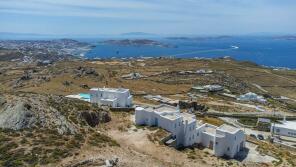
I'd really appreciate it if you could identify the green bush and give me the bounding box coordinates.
[88,133,120,147]
[238,118,257,126]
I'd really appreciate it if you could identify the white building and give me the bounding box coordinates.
[135,105,245,158]
[90,88,133,108]
[203,85,224,92]
[271,120,296,138]
[237,92,266,103]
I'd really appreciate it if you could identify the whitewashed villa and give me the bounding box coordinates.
[271,119,296,138]
[135,104,245,158]
[237,92,266,103]
[90,88,133,108]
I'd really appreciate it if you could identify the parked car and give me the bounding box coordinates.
[250,134,257,139]
[257,134,264,140]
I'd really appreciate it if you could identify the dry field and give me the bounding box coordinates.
[1,58,296,166]
[1,58,296,98]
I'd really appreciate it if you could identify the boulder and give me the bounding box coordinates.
[74,66,99,78]
[0,102,37,130]
[105,157,119,167]
[20,71,32,80]
[80,110,111,127]
[0,96,6,106]
[80,84,90,89]
[63,80,72,86]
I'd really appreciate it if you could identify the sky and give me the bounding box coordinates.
[0,0,296,36]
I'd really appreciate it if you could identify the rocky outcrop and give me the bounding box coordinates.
[80,110,111,127]
[13,70,51,88]
[0,94,72,134]
[80,84,90,89]
[49,107,77,134]
[178,100,208,112]
[74,66,99,78]
[0,102,37,130]
[20,70,33,80]
[0,93,111,135]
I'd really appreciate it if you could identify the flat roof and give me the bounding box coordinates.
[218,124,240,133]
[203,124,226,137]
[91,87,129,93]
[161,113,181,120]
[179,113,196,123]
[154,104,178,113]
[274,121,296,130]
[203,125,217,135]
[196,120,204,127]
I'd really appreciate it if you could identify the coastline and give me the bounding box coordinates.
[83,36,296,69]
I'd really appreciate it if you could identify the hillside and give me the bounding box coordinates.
[0,92,112,166]
[0,58,296,166]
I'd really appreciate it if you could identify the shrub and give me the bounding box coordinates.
[238,118,257,126]
[88,133,120,147]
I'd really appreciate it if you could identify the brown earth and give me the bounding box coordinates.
[1,58,296,166]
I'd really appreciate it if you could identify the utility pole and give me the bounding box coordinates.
[271,108,275,137]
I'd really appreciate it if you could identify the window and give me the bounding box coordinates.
[175,124,176,129]
[276,129,280,133]
[227,147,230,151]
[197,132,199,136]
[235,136,236,140]
[215,142,218,145]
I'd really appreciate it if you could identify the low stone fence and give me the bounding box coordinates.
[204,112,296,120]
[235,120,255,129]
[273,141,296,152]
[110,107,135,112]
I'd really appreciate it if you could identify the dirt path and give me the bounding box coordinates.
[108,127,212,167]
[263,69,296,85]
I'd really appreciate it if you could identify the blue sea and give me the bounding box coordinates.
[82,37,296,69]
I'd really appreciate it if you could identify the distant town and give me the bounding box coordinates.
[0,39,94,62]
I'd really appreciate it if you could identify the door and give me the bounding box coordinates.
[155,118,158,126]
[240,141,244,151]
[209,141,214,150]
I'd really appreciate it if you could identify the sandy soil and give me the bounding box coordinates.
[107,127,212,167]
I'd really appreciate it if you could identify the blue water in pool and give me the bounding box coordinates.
[83,36,296,69]
[79,93,90,100]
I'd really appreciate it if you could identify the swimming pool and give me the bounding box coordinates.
[79,93,90,100]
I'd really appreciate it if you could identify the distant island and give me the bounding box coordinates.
[102,39,174,48]
[273,35,296,40]
[120,32,158,37]
[167,35,233,41]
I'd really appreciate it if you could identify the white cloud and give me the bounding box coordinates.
[0,0,295,34]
